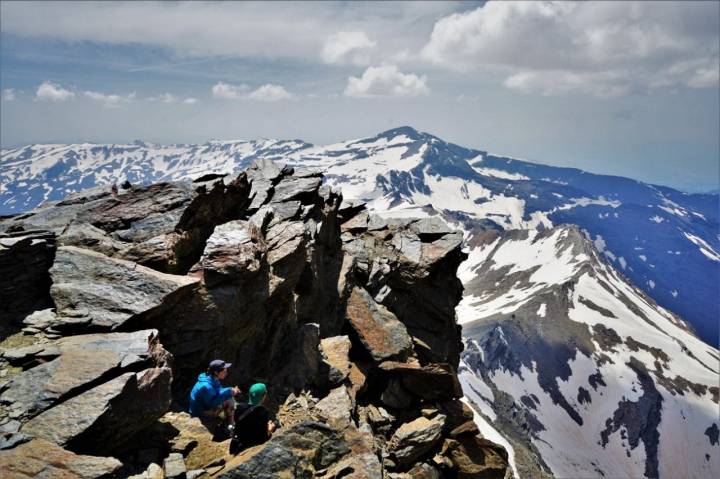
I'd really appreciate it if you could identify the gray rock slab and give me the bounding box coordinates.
[50,246,199,331]
[271,176,322,203]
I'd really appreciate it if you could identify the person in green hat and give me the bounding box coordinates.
[229,382,277,454]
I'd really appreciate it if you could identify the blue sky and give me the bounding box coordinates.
[1,1,718,192]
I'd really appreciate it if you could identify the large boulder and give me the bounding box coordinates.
[440,436,509,479]
[388,414,446,466]
[0,439,123,478]
[50,246,199,332]
[320,335,352,385]
[217,421,350,478]
[314,386,353,429]
[197,220,265,287]
[21,367,172,455]
[346,287,413,363]
[0,330,163,422]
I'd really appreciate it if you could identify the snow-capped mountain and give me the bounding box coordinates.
[0,138,310,213]
[2,126,718,477]
[1,127,718,346]
[457,225,719,478]
[282,127,719,346]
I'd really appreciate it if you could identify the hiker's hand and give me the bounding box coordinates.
[232,386,241,396]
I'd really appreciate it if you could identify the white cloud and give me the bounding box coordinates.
[145,93,198,104]
[345,65,429,98]
[2,89,16,101]
[683,66,720,89]
[247,84,292,101]
[212,81,249,100]
[84,90,135,107]
[422,1,720,96]
[212,82,291,101]
[322,31,376,65]
[158,93,178,103]
[35,81,75,102]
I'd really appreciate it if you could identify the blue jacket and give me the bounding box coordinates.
[188,372,233,417]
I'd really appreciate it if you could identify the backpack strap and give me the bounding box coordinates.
[234,404,258,424]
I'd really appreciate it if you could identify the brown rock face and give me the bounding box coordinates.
[389,414,447,465]
[346,287,414,363]
[441,436,510,479]
[0,159,508,477]
[0,439,123,478]
[320,335,352,385]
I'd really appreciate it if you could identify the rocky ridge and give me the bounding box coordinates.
[0,159,509,478]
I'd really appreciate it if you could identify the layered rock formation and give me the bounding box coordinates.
[0,160,508,478]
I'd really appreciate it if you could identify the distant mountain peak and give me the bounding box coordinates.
[375,125,426,141]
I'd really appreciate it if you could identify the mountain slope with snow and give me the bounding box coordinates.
[458,225,719,478]
[0,139,310,213]
[2,127,718,477]
[281,127,718,345]
[2,127,718,345]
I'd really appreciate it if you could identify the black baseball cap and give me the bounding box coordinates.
[209,359,232,372]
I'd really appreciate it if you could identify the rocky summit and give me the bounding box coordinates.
[0,159,509,478]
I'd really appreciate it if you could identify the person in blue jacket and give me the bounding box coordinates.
[189,359,240,430]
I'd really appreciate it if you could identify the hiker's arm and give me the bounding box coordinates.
[218,385,234,402]
[267,420,276,436]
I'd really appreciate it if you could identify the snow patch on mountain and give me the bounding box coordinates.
[683,232,720,262]
[460,225,719,478]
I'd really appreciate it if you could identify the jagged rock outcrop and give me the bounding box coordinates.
[0,159,508,478]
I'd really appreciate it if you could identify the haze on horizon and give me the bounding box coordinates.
[1,1,718,193]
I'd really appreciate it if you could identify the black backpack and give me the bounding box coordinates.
[229,403,259,454]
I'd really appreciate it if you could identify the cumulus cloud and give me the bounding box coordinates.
[183,97,198,104]
[322,31,376,65]
[35,81,75,102]
[2,89,16,101]
[247,84,292,101]
[212,82,291,101]
[212,81,249,100]
[345,65,429,98]
[84,90,136,107]
[422,1,720,96]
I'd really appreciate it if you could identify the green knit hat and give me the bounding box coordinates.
[248,383,267,405]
